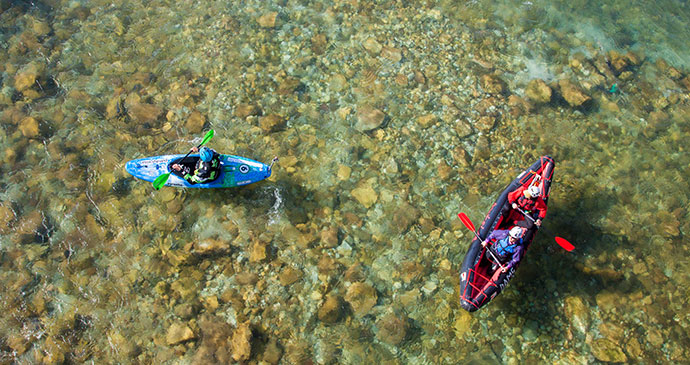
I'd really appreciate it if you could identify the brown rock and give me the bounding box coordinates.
[452,146,471,167]
[249,241,267,262]
[166,322,196,345]
[399,261,424,283]
[344,263,366,283]
[376,313,409,345]
[476,115,496,132]
[590,338,627,363]
[391,202,419,235]
[416,114,437,128]
[259,114,286,132]
[279,267,302,286]
[355,106,386,132]
[14,63,41,91]
[262,338,282,364]
[454,119,473,138]
[363,38,382,55]
[231,322,252,362]
[19,117,40,138]
[278,77,302,95]
[607,50,629,74]
[480,74,506,94]
[0,203,15,234]
[525,79,552,104]
[128,102,163,124]
[381,47,402,63]
[317,295,343,323]
[345,282,377,317]
[311,33,327,55]
[558,79,591,107]
[351,183,378,208]
[193,239,231,255]
[257,12,278,28]
[320,226,339,248]
[235,272,259,285]
[234,104,262,118]
[317,256,340,275]
[185,110,206,133]
[564,296,590,334]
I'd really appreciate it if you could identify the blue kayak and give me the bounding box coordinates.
[125,154,276,188]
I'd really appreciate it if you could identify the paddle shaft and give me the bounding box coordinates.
[458,213,506,271]
[515,207,574,251]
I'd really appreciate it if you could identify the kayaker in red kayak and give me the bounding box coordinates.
[481,226,525,272]
[502,185,547,229]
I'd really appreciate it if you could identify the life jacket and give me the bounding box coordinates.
[492,236,522,262]
[516,194,539,213]
[184,152,221,184]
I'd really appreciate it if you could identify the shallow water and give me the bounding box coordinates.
[1,0,689,363]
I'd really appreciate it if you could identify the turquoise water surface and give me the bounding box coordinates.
[1,0,688,363]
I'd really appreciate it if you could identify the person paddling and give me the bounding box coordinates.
[502,185,547,229]
[481,226,525,272]
[171,146,221,184]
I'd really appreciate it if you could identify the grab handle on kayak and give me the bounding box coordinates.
[268,157,278,170]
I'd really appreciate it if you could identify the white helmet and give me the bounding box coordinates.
[509,226,523,239]
[528,185,540,198]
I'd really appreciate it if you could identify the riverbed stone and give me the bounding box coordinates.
[231,322,252,362]
[345,282,377,317]
[259,114,286,132]
[317,295,343,323]
[352,182,378,208]
[376,313,408,345]
[19,117,40,138]
[590,338,627,363]
[480,74,506,94]
[564,296,590,334]
[257,12,278,28]
[355,106,386,132]
[525,79,552,104]
[166,322,196,345]
[558,79,591,107]
[185,110,205,133]
[363,38,382,55]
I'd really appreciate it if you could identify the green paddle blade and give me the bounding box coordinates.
[152,172,171,190]
[200,129,214,146]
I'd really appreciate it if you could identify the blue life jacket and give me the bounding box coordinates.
[493,237,522,260]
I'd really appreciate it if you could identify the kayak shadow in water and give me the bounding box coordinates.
[487,189,643,352]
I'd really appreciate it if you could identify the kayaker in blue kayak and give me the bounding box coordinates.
[171,146,221,184]
[481,226,525,272]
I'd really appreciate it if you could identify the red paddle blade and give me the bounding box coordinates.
[555,237,574,252]
[457,213,476,232]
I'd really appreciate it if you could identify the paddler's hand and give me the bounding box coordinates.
[512,203,518,209]
[501,266,507,273]
[190,146,199,152]
[481,240,488,247]
[172,164,182,171]
[535,219,542,227]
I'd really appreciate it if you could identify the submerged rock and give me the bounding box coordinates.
[525,79,552,104]
[19,117,40,138]
[259,114,286,132]
[590,338,627,363]
[231,322,252,362]
[564,296,590,335]
[257,12,278,28]
[376,313,409,345]
[558,79,591,107]
[317,295,344,323]
[166,322,196,345]
[480,74,507,94]
[355,106,386,132]
[345,282,377,317]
